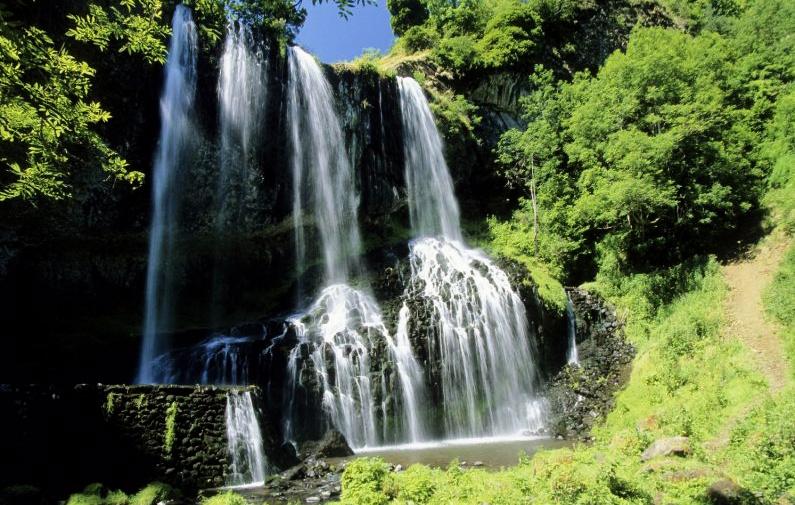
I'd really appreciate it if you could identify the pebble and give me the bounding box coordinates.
[394,464,404,472]
[473,461,484,467]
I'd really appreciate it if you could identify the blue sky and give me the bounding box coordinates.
[296,0,396,63]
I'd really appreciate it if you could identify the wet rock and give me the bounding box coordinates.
[305,497,320,504]
[546,288,635,440]
[302,429,354,458]
[641,437,691,462]
[707,479,742,504]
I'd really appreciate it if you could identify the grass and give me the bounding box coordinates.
[335,256,779,504]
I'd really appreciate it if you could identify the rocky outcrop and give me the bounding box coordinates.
[641,437,691,461]
[545,288,635,439]
[0,385,282,496]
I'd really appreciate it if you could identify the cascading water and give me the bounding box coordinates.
[226,390,268,486]
[283,48,427,449]
[287,46,361,283]
[397,77,462,242]
[137,5,197,384]
[397,76,546,438]
[216,21,267,231]
[566,292,579,365]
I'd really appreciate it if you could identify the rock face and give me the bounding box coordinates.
[0,384,282,496]
[546,288,635,439]
[707,478,743,504]
[299,429,354,459]
[641,437,691,462]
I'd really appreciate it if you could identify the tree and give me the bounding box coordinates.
[0,7,143,202]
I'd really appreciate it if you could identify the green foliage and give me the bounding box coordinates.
[104,491,129,505]
[0,10,143,203]
[163,401,177,454]
[765,243,795,374]
[66,1,170,64]
[387,0,428,35]
[762,89,795,232]
[725,390,795,502]
[200,492,247,505]
[496,26,771,276]
[66,493,103,505]
[340,458,393,505]
[129,483,175,505]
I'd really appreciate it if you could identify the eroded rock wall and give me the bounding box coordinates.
[0,384,274,496]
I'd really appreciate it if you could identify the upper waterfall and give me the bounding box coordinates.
[397,77,462,242]
[287,46,362,284]
[216,21,268,231]
[137,5,197,384]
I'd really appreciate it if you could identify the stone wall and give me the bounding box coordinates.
[0,384,273,497]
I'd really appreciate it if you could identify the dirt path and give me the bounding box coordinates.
[722,231,791,392]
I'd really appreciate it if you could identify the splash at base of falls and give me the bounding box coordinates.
[406,237,547,439]
[226,390,268,486]
[283,284,426,450]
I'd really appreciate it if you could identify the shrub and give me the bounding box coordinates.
[130,483,176,505]
[340,458,393,505]
[200,492,247,505]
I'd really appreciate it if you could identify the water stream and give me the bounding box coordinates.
[397,76,547,438]
[137,5,197,384]
[226,390,269,486]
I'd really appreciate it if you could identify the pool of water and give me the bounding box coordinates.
[335,435,571,469]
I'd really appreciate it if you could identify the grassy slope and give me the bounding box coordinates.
[334,225,795,504]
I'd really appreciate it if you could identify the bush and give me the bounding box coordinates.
[340,458,393,505]
[200,492,247,505]
[399,25,439,53]
[130,483,176,505]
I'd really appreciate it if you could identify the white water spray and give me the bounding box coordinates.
[137,5,197,384]
[566,292,579,365]
[398,76,546,437]
[226,390,268,486]
[216,21,268,230]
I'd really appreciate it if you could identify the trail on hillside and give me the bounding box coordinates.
[722,232,792,392]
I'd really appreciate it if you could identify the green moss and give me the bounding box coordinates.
[130,483,175,505]
[163,401,178,455]
[104,392,120,415]
[65,494,103,505]
[200,492,247,505]
[133,394,146,410]
[104,491,129,505]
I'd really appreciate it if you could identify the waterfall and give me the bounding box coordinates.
[397,76,546,438]
[566,293,580,365]
[287,46,362,283]
[137,5,197,384]
[216,21,267,231]
[387,303,426,442]
[226,390,268,486]
[283,48,430,449]
[397,77,462,242]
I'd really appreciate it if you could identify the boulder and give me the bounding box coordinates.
[707,479,742,504]
[301,429,354,458]
[641,437,691,461]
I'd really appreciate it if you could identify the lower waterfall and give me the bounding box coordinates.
[225,390,268,486]
[406,238,546,438]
